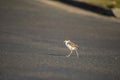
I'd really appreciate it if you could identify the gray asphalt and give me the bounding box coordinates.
[0,0,120,80]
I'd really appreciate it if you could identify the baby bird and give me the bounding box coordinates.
[64,40,79,57]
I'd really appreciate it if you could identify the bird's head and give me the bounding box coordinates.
[64,40,70,43]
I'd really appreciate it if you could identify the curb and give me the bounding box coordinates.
[39,0,102,17]
[58,0,120,18]
[57,0,115,17]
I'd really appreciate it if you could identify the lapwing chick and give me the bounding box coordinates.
[64,40,79,57]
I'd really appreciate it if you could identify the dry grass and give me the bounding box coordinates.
[85,0,120,8]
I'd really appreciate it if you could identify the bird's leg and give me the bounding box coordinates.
[75,50,79,58]
[66,50,73,57]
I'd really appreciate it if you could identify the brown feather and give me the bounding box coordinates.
[67,41,79,48]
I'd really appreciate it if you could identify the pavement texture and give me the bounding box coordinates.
[0,0,120,80]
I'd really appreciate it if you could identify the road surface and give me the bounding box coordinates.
[0,0,120,80]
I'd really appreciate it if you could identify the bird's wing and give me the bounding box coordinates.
[67,41,79,48]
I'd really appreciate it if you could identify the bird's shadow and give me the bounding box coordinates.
[47,52,79,57]
[47,53,66,57]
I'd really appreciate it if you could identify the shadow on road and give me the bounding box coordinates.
[48,53,65,57]
[57,0,115,16]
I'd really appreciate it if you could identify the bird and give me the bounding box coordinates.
[64,40,79,57]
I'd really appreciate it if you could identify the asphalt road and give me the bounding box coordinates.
[0,0,120,80]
